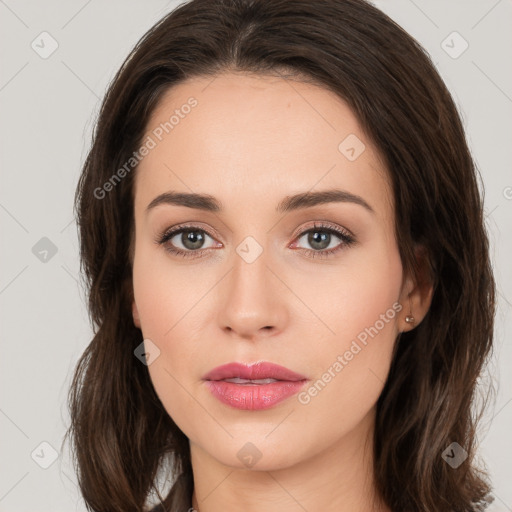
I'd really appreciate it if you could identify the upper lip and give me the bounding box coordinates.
[203,362,307,382]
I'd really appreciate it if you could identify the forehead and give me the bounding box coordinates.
[134,72,392,222]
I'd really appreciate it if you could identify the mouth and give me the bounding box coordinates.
[220,377,280,385]
[203,362,308,410]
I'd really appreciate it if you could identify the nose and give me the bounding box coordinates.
[217,244,287,341]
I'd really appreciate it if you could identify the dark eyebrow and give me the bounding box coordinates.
[145,189,374,215]
[276,189,374,214]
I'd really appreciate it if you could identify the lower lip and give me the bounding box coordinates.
[205,380,308,410]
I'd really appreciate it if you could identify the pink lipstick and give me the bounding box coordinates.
[203,362,308,410]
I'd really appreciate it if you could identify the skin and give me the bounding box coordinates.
[131,72,433,512]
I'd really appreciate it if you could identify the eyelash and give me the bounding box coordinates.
[155,221,356,260]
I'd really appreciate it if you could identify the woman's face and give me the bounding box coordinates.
[131,72,413,471]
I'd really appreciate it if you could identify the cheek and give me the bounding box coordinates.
[335,237,403,367]
[341,254,402,346]
[297,240,403,422]
[132,247,212,417]
[132,243,204,339]
[132,258,203,434]
[290,232,403,350]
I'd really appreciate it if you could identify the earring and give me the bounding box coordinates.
[405,295,415,324]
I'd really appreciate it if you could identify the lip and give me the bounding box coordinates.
[203,362,308,411]
[203,361,307,382]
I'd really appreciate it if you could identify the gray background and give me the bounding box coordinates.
[0,0,511,510]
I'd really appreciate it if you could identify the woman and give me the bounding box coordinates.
[65,0,496,510]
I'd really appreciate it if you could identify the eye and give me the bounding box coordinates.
[155,221,356,260]
[155,224,219,259]
[291,222,356,259]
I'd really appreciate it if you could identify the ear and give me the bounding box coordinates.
[132,299,141,329]
[399,245,434,332]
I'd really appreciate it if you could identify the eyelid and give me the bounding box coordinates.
[156,221,221,242]
[155,223,221,248]
[290,220,355,241]
[157,220,354,242]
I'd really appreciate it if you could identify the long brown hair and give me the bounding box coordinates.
[65,0,496,510]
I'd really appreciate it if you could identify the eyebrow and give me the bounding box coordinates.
[145,189,375,215]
